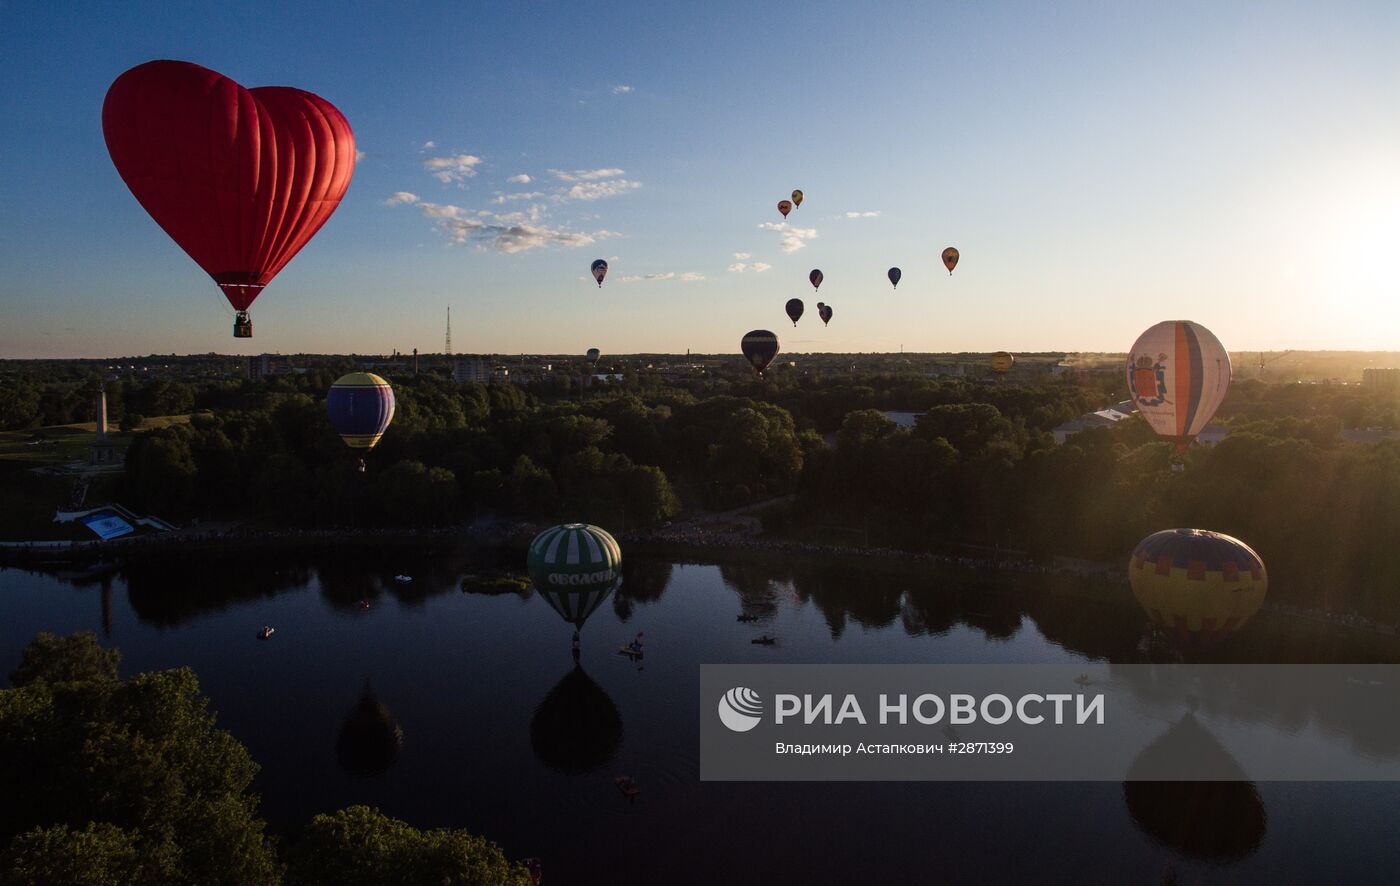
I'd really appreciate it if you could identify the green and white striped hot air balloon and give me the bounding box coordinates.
[527,523,622,631]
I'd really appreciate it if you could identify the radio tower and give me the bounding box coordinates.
[445,306,453,356]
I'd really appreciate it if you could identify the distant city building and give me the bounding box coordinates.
[452,356,492,384]
[1053,407,1133,444]
[1362,368,1400,391]
[247,353,293,379]
[1340,428,1400,444]
[922,364,967,378]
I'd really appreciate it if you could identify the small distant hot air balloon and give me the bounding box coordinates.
[791,189,804,208]
[1127,321,1231,454]
[991,352,1015,375]
[103,60,356,339]
[818,303,833,326]
[1128,529,1267,646]
[527,523,622,637]
[808,269,823,291]
[586,348,601,364]
[590,259,608,287]
[888,267,901,289]
[777,199,793,219]
[785,298,804,326]
[941,247,960,274]
[741,330,780,375]
[326,373,396,472]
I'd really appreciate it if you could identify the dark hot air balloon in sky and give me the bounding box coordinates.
[941,247,960,274]
[590,259,608,287]
[785,298,804,326]
[818,303,833,326]
[586,348,600,363]
[103,60,356,338]
[991,352,1015,375]
[326,373,395,472]
[777,199,792,219]
[808,269,823,291]
[888,267,901,289]
[741,330,779,375]
[791,189,804,207]
[1127,320,1231,454]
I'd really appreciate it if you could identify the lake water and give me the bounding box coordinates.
[3,546,1399,885]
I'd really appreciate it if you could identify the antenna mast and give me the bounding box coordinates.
[445,306,453,356]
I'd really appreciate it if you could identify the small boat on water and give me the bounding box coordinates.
[736,614,762,623]
[358,600,370,610]
[258,626,275,640]
[617,645,644,659]
[751,635,777,645]
[393,575,412,584]
[1074,674,1092,686]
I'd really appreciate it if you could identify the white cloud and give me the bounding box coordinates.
[397,200,618,253]
[355,149,367,163]
[758,222,818,253]
[423,154,483,184]
[612,84,634,94]
[844,210,881,218]
[733,252,752,260]
[507,174,532,184]
[617,271,706,283]
[492,191,547,204]
[421,140,436,149]
[550,168,626,182]
[561,179,641,201]
[384,191,419,206]
[728,261,772,273]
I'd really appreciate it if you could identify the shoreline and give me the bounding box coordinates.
[4,522,1397,639]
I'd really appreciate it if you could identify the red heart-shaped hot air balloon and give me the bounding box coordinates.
[102,60,356,337]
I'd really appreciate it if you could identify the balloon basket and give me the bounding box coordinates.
[233,312,252,338]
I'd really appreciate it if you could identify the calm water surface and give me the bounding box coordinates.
[3,548,1398,885]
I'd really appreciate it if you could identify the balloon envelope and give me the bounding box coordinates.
[741,330,780,374]
[888,267,901,288]
[941,247,960,274]
[103,60,355,317]
[991,352,1015,374]
[808,269,823,291]
[1127,321,1231,452]
[791,189,804,207]
[1128,529,1267,645]
[527,523,621,631]
[326,373,395,451]
[818,303,833,326]
[785,298,804,326]
[590,259,608,287]
[586,348,600,363]
[777,199,792,218]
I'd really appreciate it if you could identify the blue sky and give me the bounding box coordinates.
[3,0,1399,358]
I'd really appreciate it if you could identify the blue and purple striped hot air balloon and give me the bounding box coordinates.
[327,372,395,470]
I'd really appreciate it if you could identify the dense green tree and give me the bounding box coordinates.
[0,822,143,886]
[284,806,531,886]
[0,635,280,885]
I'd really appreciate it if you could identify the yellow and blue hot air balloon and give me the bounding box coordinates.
[327,372,395,471]
[1128,529,1267,646]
